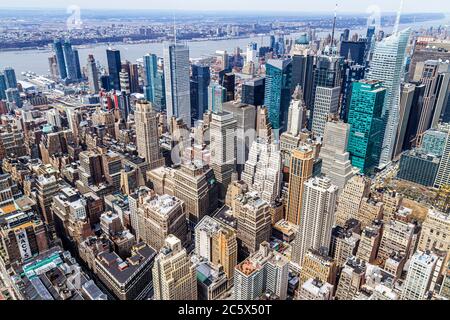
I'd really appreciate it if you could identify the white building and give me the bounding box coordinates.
[311,86,340,137]
[401,251,438,300]
[292,177,338,266]
[297,278,334,300]
[366,28,411,166]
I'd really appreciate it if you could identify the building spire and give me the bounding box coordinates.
[394,0,404,34]
[330,2,338,52]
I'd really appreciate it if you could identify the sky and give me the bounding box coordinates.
[1,0,449,13]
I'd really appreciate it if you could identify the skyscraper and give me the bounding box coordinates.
[311,86,341,137]
[73,49,82,80]
[290,47,314,108]
[3,67,17,89]
[191,64,210,120]
[264,59,292,135]
[319,120,355,192]
[208,83,226,114]
[241,77,265,106]
[209,109,237,199]
[347,80,386,174]
[53,39,67,80]
[366,28,411,167]
[152,235,197,300]
[0,73,7,100]
[163,43,192,128]
[291,177,338,266]
[134,100,165,170]
[310,54,342,130]
[107,49,122,91]
[87,54,99,93]
[62,40,78,81]
[143,53,166,112]
[286,146,314,225]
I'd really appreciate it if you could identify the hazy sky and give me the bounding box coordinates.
[1,0,449,13]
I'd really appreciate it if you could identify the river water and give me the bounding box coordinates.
[1,15,448,78]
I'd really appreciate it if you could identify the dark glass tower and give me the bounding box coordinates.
[53,39,67,80]
[107,49,122,91]
[191,64,211,120]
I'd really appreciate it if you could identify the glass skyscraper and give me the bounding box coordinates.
[347,80,386,174]
[0,73,7,100]
[53,39,67,80]
[191,64,211,120]
[264,59,292,135]
[4,67,17,89]
[163,43,191,128]
[62,40,78,82]
[107,49,122,91]
[366,28,411,167]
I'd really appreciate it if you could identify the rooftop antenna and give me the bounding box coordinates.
[393,0,404,34]
[330,2,338,54]
[173,13,177,44]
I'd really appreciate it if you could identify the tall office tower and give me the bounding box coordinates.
[5,88,22,109]
[287,85,307,137]
[137,194,187,251]
[435,125,450,188]
[129,63,140,94]
[340,40,367,66]
[401,251,438,300]
[402,83,426,150]
[297,278,334,300]
[310,55,342,130]
[53,39,67,80]
[241,139,282,204]
[417,60,450,135]
[119,68,131,94]
[394,83,417,158]
[208,83,226,113]
[191,64,210,120]
[418,209,450,268]
[365,26,376,63]
[235,192,272,257]
[299,248,338,287]
[409,46,450,82]
[366,28,411,167]
[107,48,122,91]
[73,49,82,80]
[335,257,366,300]
[0,73,7,100]
[143,54,166,112]
[279,86,308,170]
[216,50,229,71]
[319,120,355,192]
[241,77,265,106]
[195,216,238,281]
[234,242,289,300]
[222,72,235,102]
[290,47,314,108]
[222,101,257,172]
[378,220,416,262]
[334,175,371,227]
[3,67,17,89]
[152,235,197,300]
[347,80,386,174]
[291,177,338,266]
[209,109,237,200]
[286,146,314,225]
[62,40,78,81]
[264,59,292,135]
[86,55,99,93]
[134,100,165,170]
[164,43,192,128]
[311,86,340,137]
[246,42,258,66]
[340,61,366,121]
